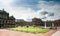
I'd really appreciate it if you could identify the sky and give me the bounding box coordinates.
[0,0,60,21]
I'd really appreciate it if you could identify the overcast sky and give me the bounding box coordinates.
[0,0,60,21]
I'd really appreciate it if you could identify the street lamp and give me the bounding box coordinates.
[45,21,47,28]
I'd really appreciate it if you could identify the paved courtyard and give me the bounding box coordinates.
[0,29,56,36]
[51,29,60,36]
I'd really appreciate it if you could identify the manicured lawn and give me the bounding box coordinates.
[8,26,49,33]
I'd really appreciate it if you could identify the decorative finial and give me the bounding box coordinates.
[2,8,4,11]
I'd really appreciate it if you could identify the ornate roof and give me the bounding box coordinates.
[0,9,9,15]
[9,16,15,20]
[0,9,15,20]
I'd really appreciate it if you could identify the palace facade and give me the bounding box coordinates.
[0,9,15,28]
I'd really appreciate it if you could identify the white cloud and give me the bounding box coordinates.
[38,1,60,21]
[0,0,60,21]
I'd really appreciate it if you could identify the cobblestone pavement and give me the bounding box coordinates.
[0,29,56,36]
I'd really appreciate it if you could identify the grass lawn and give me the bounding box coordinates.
[8,26,49,33]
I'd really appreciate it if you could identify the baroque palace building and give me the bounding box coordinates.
[0,9,15,28]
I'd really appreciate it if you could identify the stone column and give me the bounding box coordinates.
[1,20,3,28]
[4,20,6,27]
[1,20,2,24]
[5,20,7,24]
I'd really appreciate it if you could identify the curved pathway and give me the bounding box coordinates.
[51,29,60,36]
[0,29,56,36]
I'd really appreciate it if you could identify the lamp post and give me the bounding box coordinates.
[52,22,54,27]
[45,21,47,28]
